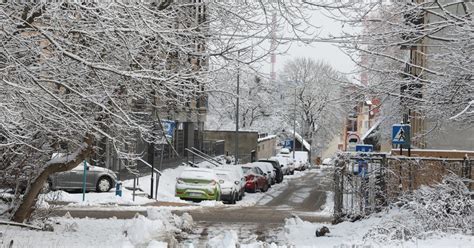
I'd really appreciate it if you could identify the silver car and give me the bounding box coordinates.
[49,161,117,192]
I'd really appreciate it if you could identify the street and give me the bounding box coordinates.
[177,168,333,246]
[50,168,333,246]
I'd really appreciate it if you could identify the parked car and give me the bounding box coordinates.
[292,151,310,171]
[270,156,291,175]
[219,165,246,200]
[49,161,117,192]
[252,162,275,185]
[214,170,239,204]
[292,158,304,171]
[241,165,269,193]
[258,159,284,183]
[322,157,334,166]
[275,154,296,175]
[280,148,291,154]
[175,168,221,201]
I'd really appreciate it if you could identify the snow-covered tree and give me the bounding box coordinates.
[334,0,473,129]
[280,58,347,154]
[206,71,275,132]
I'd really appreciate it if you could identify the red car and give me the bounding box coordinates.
[242,165,269,193]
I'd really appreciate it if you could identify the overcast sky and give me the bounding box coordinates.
[268,9,357,80]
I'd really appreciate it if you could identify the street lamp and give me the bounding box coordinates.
[235,50,240,165]
[293,87,296,160]
[301,118,304,151]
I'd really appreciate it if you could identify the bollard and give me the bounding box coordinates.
[115,181,122,197]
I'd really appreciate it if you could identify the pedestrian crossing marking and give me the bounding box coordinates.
[394,127,406,142]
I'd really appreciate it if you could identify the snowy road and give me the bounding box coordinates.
[175,168,334,245]
[50,168,333,245]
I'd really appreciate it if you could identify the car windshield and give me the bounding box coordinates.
[241,167,252,174]
[272,156,288,165]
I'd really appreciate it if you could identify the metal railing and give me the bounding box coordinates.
[333,152,472,222]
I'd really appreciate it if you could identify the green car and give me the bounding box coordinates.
[175,168,221,201]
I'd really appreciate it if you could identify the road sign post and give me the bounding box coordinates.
[82,160,87,201]
[392,124,411,156]
[355,144,372,178]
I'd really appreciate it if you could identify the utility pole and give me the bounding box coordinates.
[149,90,156,199]
[148,142,154,199]
[293,88,296,160]
[235,50,240,165]
[301,116,304,151]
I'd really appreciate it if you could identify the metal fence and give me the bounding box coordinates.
[333,152,472,222]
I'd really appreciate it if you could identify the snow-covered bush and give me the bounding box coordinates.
[364,175,472,242]
[403,175,472,233]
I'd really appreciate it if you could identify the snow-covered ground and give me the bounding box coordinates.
[41,189,156,207]
[284,209,473,248]
[0,209,189,248]
[2,168,472,247]
[2,206,471,248]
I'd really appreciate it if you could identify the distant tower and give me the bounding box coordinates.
[270,13,277,82]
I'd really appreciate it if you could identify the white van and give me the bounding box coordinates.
[293,151,310,170]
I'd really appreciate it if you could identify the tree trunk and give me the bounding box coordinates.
[11,135,93,223]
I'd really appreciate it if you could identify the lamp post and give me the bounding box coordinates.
[293,88,296,160]
[235,50,240,165]
[301,117,304,151]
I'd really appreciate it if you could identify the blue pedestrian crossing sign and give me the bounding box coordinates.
[392,124,410,145]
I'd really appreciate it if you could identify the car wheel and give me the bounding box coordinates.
[262,183,268,192]
[230,193,236,204]
[239,190,244,200]
[96,177,112,192]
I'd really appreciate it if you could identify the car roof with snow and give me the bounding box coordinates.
[271,156,290,164]
[241,163,259,169]
[280,148,290,154]
[259,158,279,163]
[251,162,273,169]
[180,168,217,180]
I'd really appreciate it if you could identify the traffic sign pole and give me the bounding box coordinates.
[82,160,87,201]
[392,123,411,156]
